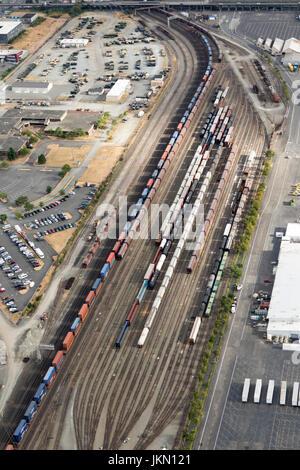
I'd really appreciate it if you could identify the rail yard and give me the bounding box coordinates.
[0,7,275,451]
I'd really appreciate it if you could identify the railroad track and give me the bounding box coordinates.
[2,10,267,451]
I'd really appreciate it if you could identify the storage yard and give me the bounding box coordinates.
[0,4,296,452]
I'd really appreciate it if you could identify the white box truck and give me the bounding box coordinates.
[280,381,287,405]
[254,379,262,403]
[292,382,299,406]
[266,380,275,404]
[242,378,251,403]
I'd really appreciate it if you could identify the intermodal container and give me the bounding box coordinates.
[63,331,74,353]
[85,290,95,307]
[13,419,27,443]
[78,303,89,322]
[33,383,46,405]
[71,317,81,336]
[24,400,37,423]
[106,252,115,267]
[43,366,56,387]
[92,278,102,295]
[52,350,63,371]
[100,263,110,279]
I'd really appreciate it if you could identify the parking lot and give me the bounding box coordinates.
[0,185,98,315]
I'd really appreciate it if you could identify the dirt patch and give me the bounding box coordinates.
[78,146,124,185]
[6,12,68,54]
[43,144,92,167]
[44,227,76,254]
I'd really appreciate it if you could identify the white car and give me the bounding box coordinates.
[237,284,243,291]
[18,273,28,280]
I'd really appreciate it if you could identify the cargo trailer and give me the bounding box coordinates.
[242,378,251,403]
[254,379,262,403]
[292,382,299,406]
[266,380,275,404]
[280,381,287,405]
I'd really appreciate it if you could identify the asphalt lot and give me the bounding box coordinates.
[220,11,300,42]
[0,185,97,313]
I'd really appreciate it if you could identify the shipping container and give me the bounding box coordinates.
[43,366,56,387]
[13,419,27,443]
[78,303,89,322]
[85,290,95,307]
[24,400,37,423]
[52,350,64,371]
[63,331,74,353]
[189,317,201,344]
[92,278,102,295]
[71,317,81,336]
[33,383,46,405]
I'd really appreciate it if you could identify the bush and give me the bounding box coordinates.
[38,154,46,165]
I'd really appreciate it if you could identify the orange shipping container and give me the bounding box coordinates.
[63,332,74,353]
[78,303,89,322]
[52,350,64,370]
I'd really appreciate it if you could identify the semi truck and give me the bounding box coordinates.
[266,380,275,404]
[292,381,299,406]
[280,381,287,405]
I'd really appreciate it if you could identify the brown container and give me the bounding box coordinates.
[63,332,74,353]
[78,303,89,322]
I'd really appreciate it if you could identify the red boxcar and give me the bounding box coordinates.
[63,332,74,353]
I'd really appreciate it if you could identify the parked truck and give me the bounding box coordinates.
[280,381,287,405]
[266,380,275,404]
[242,378,251,403]
[292,381,299,406]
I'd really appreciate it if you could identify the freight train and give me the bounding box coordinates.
[7,18,221,449]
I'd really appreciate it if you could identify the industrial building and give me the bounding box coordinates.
[21,13,38,24]
[106,79,131,102]
[0,49,25,63]
[267,223,300,341]
[281,38,300,66]
[0,20,24,44]
[11,80,53,94]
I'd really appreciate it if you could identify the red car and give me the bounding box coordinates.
[0,288,6,293]
[264,279,272,283]
[2,296,9,301]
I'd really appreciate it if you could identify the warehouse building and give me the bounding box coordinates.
[272,38,284,55]
[106,79,131,102]
[267,223,300,341]
[0,49,25,63]
[281,38,300,66]
[11,80,53,94]
[21,13,38,24]
[0,20,24,44]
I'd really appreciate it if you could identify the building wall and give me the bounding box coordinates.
[0,22,24,44]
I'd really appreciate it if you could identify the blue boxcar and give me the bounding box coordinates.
[151,169,159,179]
[13,419,27,443]
[123,221,132,233]
[33,383,47,404]
[24,400,37,424]
[168,137,175,146]
[42,366,56,386]
[100,263,110,280]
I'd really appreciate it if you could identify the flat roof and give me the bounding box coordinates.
[60,38,89,45]
[12,80,51,89]
[0,135,27,153]
[267,223,300,336]
[0,20,22,35]
[107,79,130,97]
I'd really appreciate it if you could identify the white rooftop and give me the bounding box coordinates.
[267,223,300,338]
[283,37,300,54]
[0,20,22,35]
[107,79,130,98]
[59,38,89,45]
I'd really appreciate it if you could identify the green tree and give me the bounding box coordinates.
[37,154,46,165]
[7,147,18,161]
[15,210,22,219]
[0,161,9,168]
[24,202,34,212]
[39,201,44,207]
[46,186,52,194]
[15,195,28,207]
[0,214,7,223]
[59,189,65,196]
[0,192,7,200]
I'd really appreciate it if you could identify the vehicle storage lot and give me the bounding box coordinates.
[6,12,167,109]
[0,185,97,314]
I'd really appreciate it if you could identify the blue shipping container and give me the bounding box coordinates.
[34,383,46,404]
[13,419,27,443]
[42,366,56,386]
[24,401,37,423]
[100,263,110,279]
[92,278,102,293]
[71,317,81,334]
